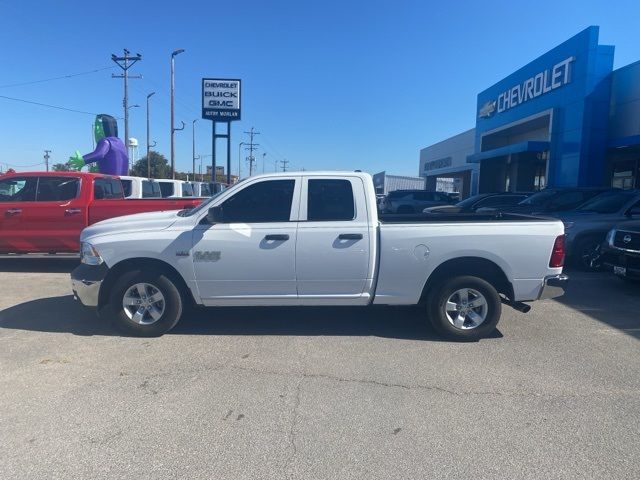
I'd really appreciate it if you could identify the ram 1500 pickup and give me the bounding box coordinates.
[0,171,203,254]
[71,171,568,340]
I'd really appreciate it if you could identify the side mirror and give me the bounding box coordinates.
[207,205,224,224]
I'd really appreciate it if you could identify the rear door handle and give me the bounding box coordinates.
[65,208,82,215]
[5,208,21,215]
[338,233,363,240]
[264,234,289,241]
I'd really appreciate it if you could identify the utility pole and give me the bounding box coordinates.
[170,49,185,179]
[111,49,142,150]
[238,142,246,179]
[280,159,289,172]
[243,127,260,176]
[192,119,198,181]
[146,92,156,177]
[44,150,51,172]
[262,152,267,173]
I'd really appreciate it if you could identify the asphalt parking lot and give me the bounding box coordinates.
[0,257,639,479]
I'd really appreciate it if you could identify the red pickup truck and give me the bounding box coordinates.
[0,171,203,254]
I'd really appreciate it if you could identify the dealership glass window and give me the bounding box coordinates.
[0,177,37,202]
[94,178,123,200]
[36,177,80,201]
[307,179,355,221]
[611,159,638,189]
[220,179,295,223]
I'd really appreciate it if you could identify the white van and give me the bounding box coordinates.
[189,181,212,197]
[156,179,194,198]
[119,176,162,199]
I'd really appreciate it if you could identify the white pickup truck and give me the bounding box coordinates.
[71,171,568,340]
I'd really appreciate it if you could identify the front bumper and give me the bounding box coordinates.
[600,247,640,280]
[70,263,109,307]
[538,274,569,300]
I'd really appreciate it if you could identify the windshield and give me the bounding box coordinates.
[180,181,243,217]
[519,189,559,206]
[576,191,638,213]
[456,194,486,208]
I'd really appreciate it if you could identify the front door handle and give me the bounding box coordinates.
[264,234,289,241]
[65,208,82,215]
[338,233,363,240]
[5,208,21,215]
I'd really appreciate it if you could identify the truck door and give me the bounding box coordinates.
[30,176,85,252]
[192,177,301,304]
[296,177,371,304]
[0,176,37,252]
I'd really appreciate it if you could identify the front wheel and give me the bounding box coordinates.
[108,270,183,336]
[426,276,501,341]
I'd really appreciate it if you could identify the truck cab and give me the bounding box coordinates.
[120,176,162,199]
[156,179,195,198]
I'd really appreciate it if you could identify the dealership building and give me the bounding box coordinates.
[420,26,640,197]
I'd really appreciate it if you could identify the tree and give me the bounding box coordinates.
[130,151,171,178]
[52,163,71,171]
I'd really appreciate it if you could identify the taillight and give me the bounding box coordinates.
[549,235,565,268]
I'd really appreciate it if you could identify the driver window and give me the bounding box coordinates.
[220,180,295,223]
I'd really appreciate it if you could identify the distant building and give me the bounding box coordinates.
[419,26,640,196]
[372,171,425,195]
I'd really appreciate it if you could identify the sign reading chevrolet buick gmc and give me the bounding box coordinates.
[202,78,241,121]
[478,56,575,118]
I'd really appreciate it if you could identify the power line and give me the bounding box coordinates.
[0,94,123,118]
[244,127,260,176]
[0,66,116,89]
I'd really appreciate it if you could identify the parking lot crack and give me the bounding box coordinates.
[283,375,303,478]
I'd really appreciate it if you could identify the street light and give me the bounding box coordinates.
[146,92,155,178]
[170,48,185,179]
[262,152,267,173]
[192,119,198,181]
[238,142,246,179]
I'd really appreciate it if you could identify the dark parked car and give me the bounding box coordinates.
[381,189,454,214]
[423,192,531,214]
[553,189,640,270]
[599,220,640,282]
[477,187,613,215]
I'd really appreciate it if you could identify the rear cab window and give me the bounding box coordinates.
[121,179,133,197]
[36,176,80,201]
[307,179,355,221]
[182,183,194,197]
[93,178,124,200]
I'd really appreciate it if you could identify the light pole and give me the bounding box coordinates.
[146,92,155,177]
[238,142,246,179]
[192,119,198,181]
[262,152,267,173]
[170,48,185,179]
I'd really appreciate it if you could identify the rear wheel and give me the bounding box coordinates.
[108,270,183,336]
[426,276,501,341]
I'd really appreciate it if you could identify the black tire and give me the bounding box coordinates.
[426,275,501,341]
[108,269,183,337]
[572,236,603,271]
[397,205,414,214]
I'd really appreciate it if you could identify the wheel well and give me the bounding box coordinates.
[419,257,514,303]
[98,258,195,310]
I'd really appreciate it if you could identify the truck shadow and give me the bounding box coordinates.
[0,295,503,342]
[553,269,640,340]
[0,257,79,273]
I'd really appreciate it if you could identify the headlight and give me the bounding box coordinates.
[605,229,616,245]
[563,221,574,231]
[80,242,103,265]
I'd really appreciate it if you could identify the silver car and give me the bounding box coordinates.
[381,190,454,214]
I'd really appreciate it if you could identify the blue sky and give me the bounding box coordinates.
[0,0,639,176]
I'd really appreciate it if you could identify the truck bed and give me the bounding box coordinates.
[378,212,551,223]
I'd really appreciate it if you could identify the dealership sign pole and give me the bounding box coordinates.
[202,78,241,185]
